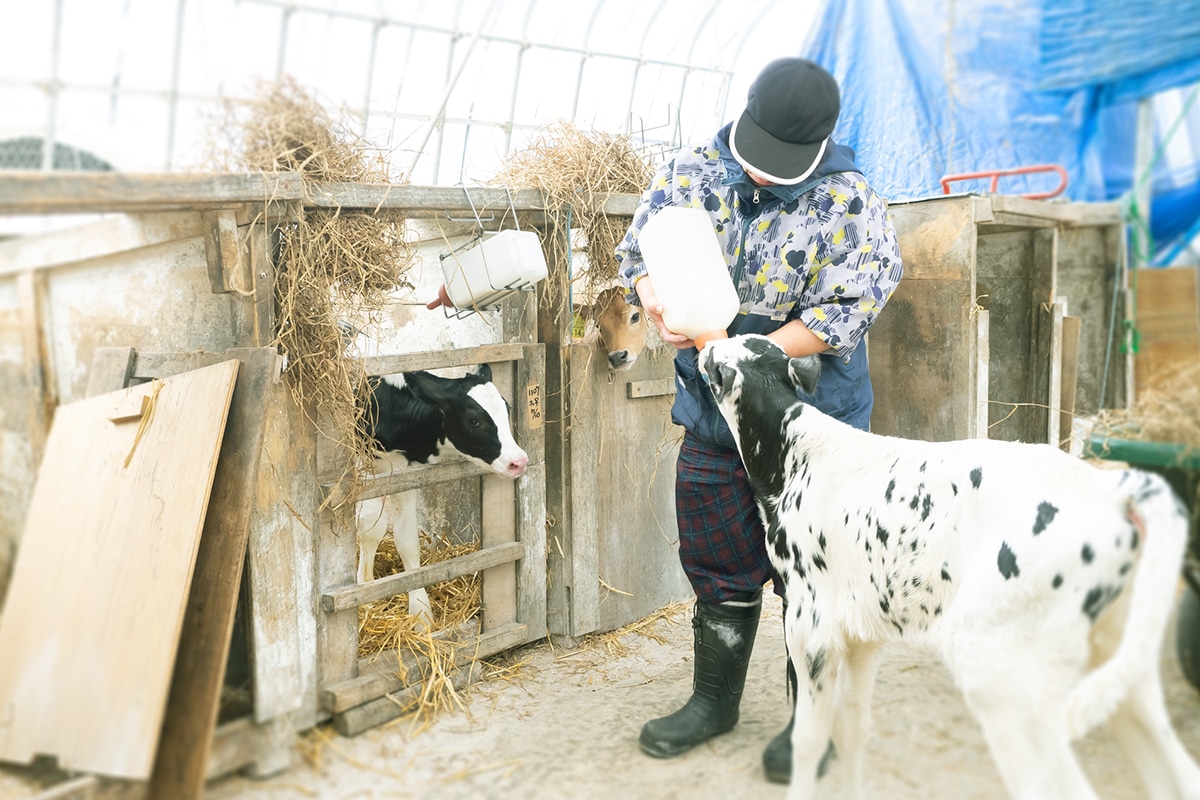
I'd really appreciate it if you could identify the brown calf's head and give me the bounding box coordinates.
[583,286,647,371]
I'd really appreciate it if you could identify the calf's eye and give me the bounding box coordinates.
[630,312,641,324]
[467,417,482,429]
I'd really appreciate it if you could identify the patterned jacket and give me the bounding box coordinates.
[617,124,903,447]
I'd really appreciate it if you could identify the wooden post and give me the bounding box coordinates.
[536,222,576,640]
[16,270,54,464]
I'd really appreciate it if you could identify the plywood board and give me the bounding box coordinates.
[0,359,239,779]
[1135,266,1200,397]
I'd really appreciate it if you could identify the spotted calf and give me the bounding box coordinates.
[357,365,527,630]
[700,334,1200,800]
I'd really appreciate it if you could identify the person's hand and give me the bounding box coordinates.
[425,285,454,310]
[634,275,694,349]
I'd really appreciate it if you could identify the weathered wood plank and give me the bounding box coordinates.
[241,224,276,348]
[85,347,137,398]
[971,310,990,439]
[323,458,492,507]
[1060,315,1082,449]
[332,662,483,738]
[320,541,524,613]
[567,343,602,637]
[0,212,206,277]
[244,380,308,725]
[0,172,303,215]
[0,173,641,218]
[130,350,238,379]
[1026,229,1059,444]
[321,621,526,713]
[16,271,53,463]
[149,348,279,800]
[315,502,360,723]
[1046,301,1066,446]
[481,358,519,633]
[514,346,547,640]
[626,378,675,398]
[986,195,1121,226]
[205,716,292,781]
[202,209,245,295]
[359,342,528,376]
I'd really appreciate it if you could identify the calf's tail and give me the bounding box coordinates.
[1064,471,1190,740]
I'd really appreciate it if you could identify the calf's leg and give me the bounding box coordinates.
[831,640,882,800]
[388,491,433,630]
[1106,674,1200,800]
[954,635,1098,800]
[356,497,388,583]
[784,622,839,800]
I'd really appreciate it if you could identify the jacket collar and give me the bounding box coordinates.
[714,122,859,206]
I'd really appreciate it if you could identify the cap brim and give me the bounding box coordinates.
[730,113,826,186]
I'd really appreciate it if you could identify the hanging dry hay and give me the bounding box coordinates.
[209,77,416,505]
[1092,361,1200,457]
[491,121,654,322]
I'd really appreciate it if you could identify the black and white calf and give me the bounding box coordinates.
[357,365,527,629]
[699,334,1200,800]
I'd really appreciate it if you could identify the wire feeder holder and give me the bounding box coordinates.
[438,184,538,320]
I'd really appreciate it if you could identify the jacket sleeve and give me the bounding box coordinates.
[616,159,678,304]
[795,181,904,361]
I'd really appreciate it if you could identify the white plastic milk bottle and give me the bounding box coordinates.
[637,206,740,349]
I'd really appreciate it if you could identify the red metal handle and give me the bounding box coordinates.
[939,164,1068,200]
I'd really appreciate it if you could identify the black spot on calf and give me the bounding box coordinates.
[876,523,890,547]
[1081,543,1095,564]
[997,542,1020,579]
[1082,584,1121,622]
[885,478,896,502]
[970,467,983,489]
[1052,574,1063,589]
[806,649,827,681]
[1032,501,1059,535]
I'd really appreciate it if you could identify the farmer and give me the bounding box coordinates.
[616,57,904,783]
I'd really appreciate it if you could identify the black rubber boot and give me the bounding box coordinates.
[763,718,836,783]
[763,619,837,783]
[639,590,762,758]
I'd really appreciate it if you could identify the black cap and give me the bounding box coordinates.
[730,58,840,185]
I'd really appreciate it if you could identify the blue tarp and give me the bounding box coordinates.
[804,0,1200,263]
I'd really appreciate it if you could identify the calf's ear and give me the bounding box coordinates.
[787,355,821,396]
[472,363,493,382]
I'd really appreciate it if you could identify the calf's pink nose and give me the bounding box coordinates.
[507,454,529,477]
